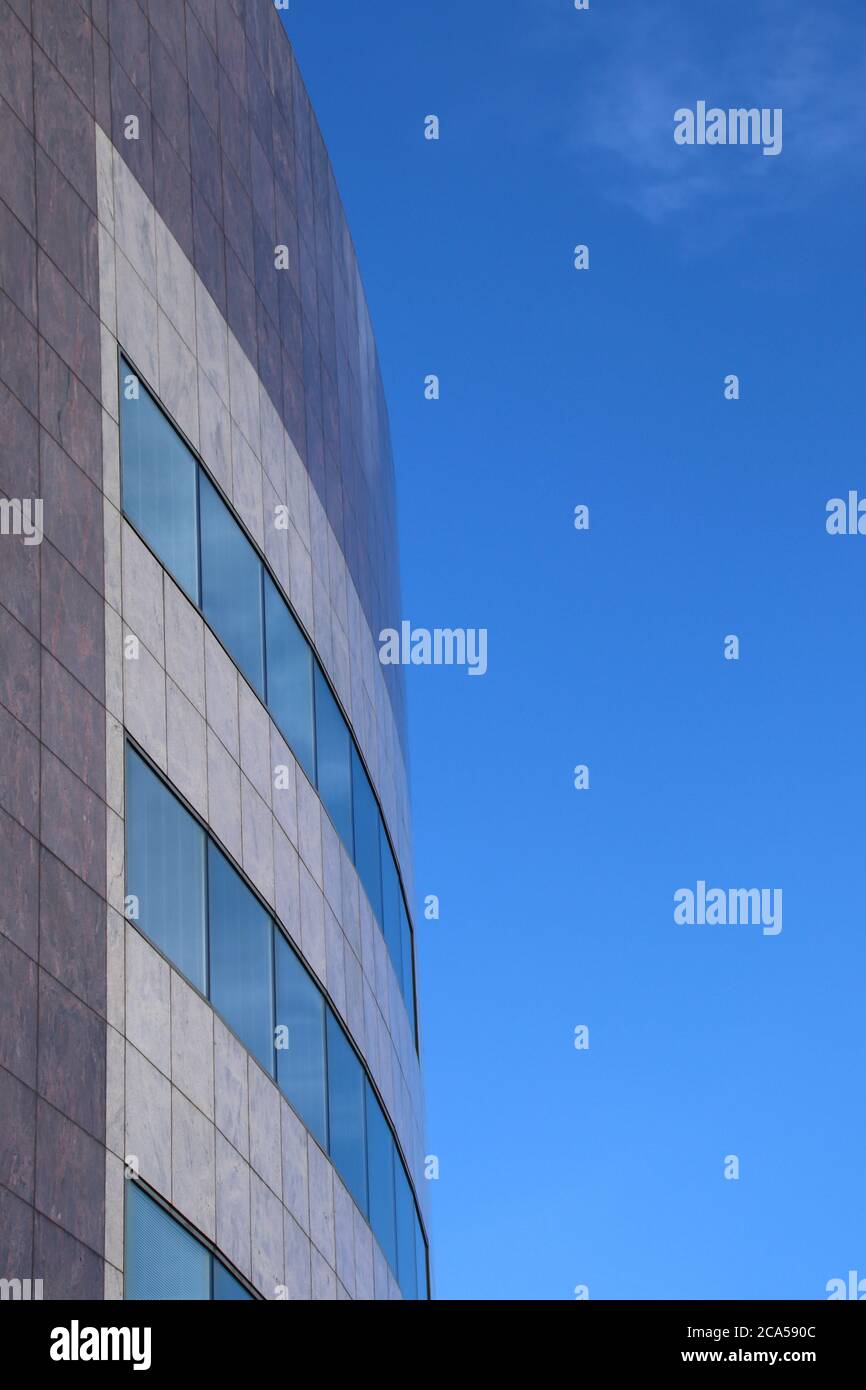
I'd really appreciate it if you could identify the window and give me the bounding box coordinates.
[265,575,315,782]
[365,1082,397,1272]
[124,745,428,1296]
[400,901,416,1037]
[208,844,274,1075]
[125,1184,253,1300]
[326,1009,367,1216]
[415,1211,429,1301]
[315,667,353,850]
[119,364,421,1052]
[213,1263,254,1300]
[395,1161,418,1300]
[200,473,265,697]
[379,826,403,989]
[125,746,207,992]
[119,359,200,602]
[351,748,382,924]
[275,930,327,1147]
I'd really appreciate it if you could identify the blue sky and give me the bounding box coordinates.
[285,0,866,1299]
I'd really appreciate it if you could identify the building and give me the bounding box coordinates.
[0,0,428,1300]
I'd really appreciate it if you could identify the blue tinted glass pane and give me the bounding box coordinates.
[315,668,353,850]
[264,576,315,782]
[208,844,274,1073]
[415,1213,428,1300]
[125,1184,209,1300]
[326,1010,367,1215]
[395,1163,418,1300]
[120,360,199,603]
[125,747,207,992]
[351,749,382,923]
[379,828,402,986]
[275,932,327,1147]
[365,1082,397,1271]
[213,1262,253,1300]
[200,473,264,696]
[400,901,416,1036]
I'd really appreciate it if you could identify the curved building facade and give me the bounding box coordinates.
[0,0,427,1300]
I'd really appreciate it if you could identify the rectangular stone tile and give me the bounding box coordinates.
[241,774,274,906]
[166,678,207,818]
[33,45,97,212]
[171,1087,215,1241]
[204,627,238,758]
[0,288,37,414]
[40,542,104,701]
[125,925,171,1076]
[333,1175,355,1297]
[238,680,271,805]
[0,806,38,957]
[122,635,167,772]
[206,728,242,864]
[215,1131,251,1279]
[155,216,196,354]
[40,430,103,592]
[32,0,93,112]
[269,726,297,846]
[38,849,107,1017]
[0,197,36,325]
[170,970,213,1121]
[283,1210,312,1301]
[34,1214,104,1300]
[37,970,105,1139]
[0,98,35,235]
[35,1099,104,1254]
[310,1245,337,1300]
[40,749,105,894]
[38,338,102,486]
[250,1171,283,1300]
[157,309,198,447]
[0,1063,36,1200]
[125,1045,170,1197]
[307,1136,334,1266]
[37,251,101,400]
[213,1015,248,1158]
[0,604,39,736]
[40,649,105,798]
[35,148,99,311]
[296,771,322,888]
[299,860,326,987]
[248,1057,281,1197]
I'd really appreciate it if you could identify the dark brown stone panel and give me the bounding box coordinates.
[149,28,190,170]
[40,650,105,798]
[0,289,38,415]
[222,157,254,274]
[33,47,98,215]
[0,701,39,837]
[186,5,219,133]
[0,197,37,325]
[36,252,101,402]
[108,0,150,106]
[149,0,187,70]
[40,749,106,896]
[92,25,111,135]
[40,542,104,702]
[0,97,36,235]
[35,151,100,313]
[0,0,33,129]
[0,378,39,500]
[0,1064,36,1200]
[0,1184,33,1279]
[188,0,217,53]
[5,0,29,33]
[192,185,226,313]
[91,0,108,39]
[31,0,94,114]
[0,806,38,958]
[37,971,106,1139]
[0,517,40,638]
[39,432,103,593]
[34,1100,104,1254]
[0,933,37,1087]
[216,0,246,103]
[0,603,40,735]
[226,244,256,366]
[38,339,102,487]
[218,66,248,190]
[39,847,106,1016]
[34,1214,104,1299]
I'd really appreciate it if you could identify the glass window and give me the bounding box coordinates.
[395,1163,418,1300]
[275,932,327,1147]
[326,1009,367,1215]
[400,901,416,1035]
[365,1082,397,1272]
[315,667,353,851]
[415,1213,428,1300]
[208,844,274,1074]
[264,575,315,783]
[120,359,200,603]
[125,1184,209,1300]
[351,748,382,923]
[213,1262,253,1300]
[379,827,403,986]
[200,473,265,697]
[125,747,207,993]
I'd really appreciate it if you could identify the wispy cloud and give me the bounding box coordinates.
[539,0,866,228]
